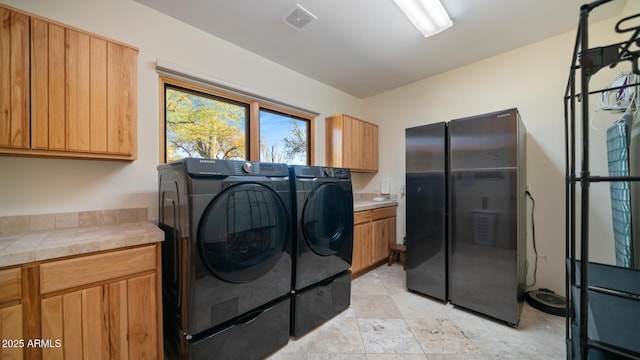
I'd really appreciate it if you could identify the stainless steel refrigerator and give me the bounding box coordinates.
[405,108,526,325]
[406,122,448,301]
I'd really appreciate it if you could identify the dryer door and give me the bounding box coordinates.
[301,182,352,256]
[197,183,290,283]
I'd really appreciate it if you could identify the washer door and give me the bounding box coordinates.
[301,183,351,256]
[197,183,290,283]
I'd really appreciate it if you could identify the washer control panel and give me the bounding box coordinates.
[183,158,289,177]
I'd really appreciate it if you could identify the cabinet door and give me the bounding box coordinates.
[372,214,396,263]
[0,7,30,149]
[126,273,158,359]
[388,217,396,248]
[345,115,378,172]
[63,35,137,156]
[0,267,23,360]
[362,122,378,171]
[41,287,110,360]
[106,274,158,360]
[90,37,108,153]
[372,219,388,263]
[343,115,364,170]
[0,304,23,360]
[352,222,372,274]
[31,18,66,150]
[324,115,343,168]
[107,42,136,156]
[41,274,158,360]
[65,28,91,152]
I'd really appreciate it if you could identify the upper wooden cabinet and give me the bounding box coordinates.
[0,7,30,150]
[0,4,138,161]
[325,114,378,172]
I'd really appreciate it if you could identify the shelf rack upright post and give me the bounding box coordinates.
[564,1,640,359]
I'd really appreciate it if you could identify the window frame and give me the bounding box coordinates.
[159,76,315,164]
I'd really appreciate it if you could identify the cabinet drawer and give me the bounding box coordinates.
[40,245,156,294]
[372,206,396,221]
[354,211,372,225]
[0,268,21,303]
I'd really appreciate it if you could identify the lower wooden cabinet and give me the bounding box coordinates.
[0,304,23,360]
[0,244,161,360]
[352,206,397,277]
[372,207,396,265]
[40,273,157,360]
[0,267,23,360]
[352,211,373,275]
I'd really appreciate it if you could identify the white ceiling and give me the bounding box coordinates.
[134,0,628,99]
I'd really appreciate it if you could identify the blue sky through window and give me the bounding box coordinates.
[260,111,308,165]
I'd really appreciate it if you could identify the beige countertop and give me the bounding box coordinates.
[353,199,398,212]
[0,208,164,268]
[353,193,398,212]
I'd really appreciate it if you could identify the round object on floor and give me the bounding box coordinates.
[525,289,566,317]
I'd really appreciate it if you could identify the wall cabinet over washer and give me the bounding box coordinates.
[325,114,378,172]
[0,4,138,161]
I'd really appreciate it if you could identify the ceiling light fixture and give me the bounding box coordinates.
[393,0,452,38]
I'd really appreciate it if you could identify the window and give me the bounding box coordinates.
[165,85,248,162]
[160,76,314,165]
[259,109,309,165]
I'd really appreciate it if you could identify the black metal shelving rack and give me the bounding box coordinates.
[564,1,640,359]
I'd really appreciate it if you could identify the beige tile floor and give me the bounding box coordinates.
[270,263,566,359]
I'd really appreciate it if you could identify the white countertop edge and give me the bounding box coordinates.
[353,200,398,212]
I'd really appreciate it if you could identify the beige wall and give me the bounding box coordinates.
[0,0,364,217]
[1,0,636,296]
[361,2,639,295]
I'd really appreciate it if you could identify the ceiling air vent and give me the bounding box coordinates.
[281,4,317,31]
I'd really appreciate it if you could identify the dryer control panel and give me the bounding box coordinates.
[292,166,351,179]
